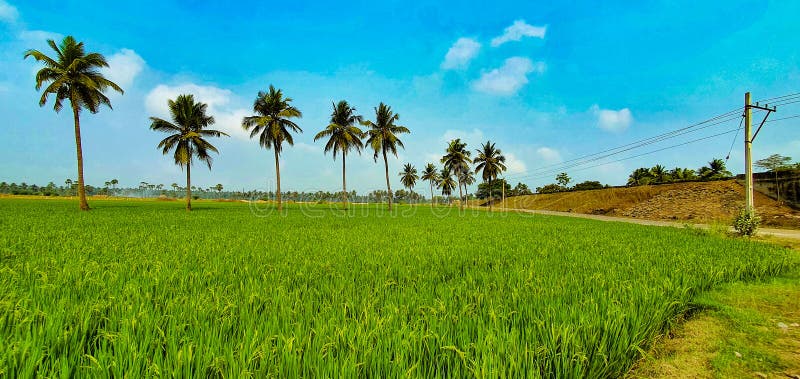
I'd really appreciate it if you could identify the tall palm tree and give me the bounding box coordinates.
[441,139,472,210]
[314,100,363,209]
[473,140,507,211]
[421,163,439,207]
[25,36,124,210]
[242,85,303,212]
[149,94,228,211]
[438,168,456,205]
[363,103,409,211]
[399,163,418,196]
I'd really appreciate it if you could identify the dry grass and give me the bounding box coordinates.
[482,180,800,228]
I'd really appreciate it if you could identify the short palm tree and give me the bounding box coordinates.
[314,100,363,209]
[459,169,476,203]
[399,163,418,196]
[650,164,670,183]
[441,139,472,210]
[25,36,124,210]
[242,85,303,212]
[438,168,456,205]
[473,140,507,211]
[421,163,439,206]
[363,103,409,211]
[149,94,228,211]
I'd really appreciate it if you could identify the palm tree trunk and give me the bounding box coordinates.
[457,177,464,211]
[488,178,493,211]
[274,149,282,211]
[383,149,392,211]
[776,171,780,202]
[429,181,434,208]
[186,162,192,211]
[70,101,90,211]
[342,153,348,209]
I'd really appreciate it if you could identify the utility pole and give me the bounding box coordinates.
[743,92,777,212]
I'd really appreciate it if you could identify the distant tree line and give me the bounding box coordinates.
[626,158,732,186]
[535,172,609,194]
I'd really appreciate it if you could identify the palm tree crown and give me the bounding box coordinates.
[421,163,439,205]
[399,163,418,190]
[441,139,472,210]
[315,100,364,159]
[438,169,456,199]
[362,102,410,211]
[242,85,303,153]
[25,36,124,210]
[150,94,228,211]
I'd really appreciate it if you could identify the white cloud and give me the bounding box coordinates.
[491,20,546,47]
[18,30,62,44]
[535,147,561,163]
[103,49,145,89]
[504,152,527,174]
[441,37,481,70]
[472,57,545,95]
[145,83,250,140]
[0,0,18,24]
[591,105,633,132]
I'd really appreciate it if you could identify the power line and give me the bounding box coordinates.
[518,128,741,182]
[756,92,800,103]
[505,112,742,181]
[725,114,745,161]
[507,107,744,178]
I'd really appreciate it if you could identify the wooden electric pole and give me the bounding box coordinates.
[743,92,777,212]
[744,92,753,211]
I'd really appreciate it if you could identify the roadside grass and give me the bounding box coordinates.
[628,245,800,378]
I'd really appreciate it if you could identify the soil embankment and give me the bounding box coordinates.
[496,180,800,228]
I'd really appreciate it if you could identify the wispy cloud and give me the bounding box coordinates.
[472,57,545,95]
[441,37,481,70]
[536,147,562,163]
[491,20,546,47]
[103,49,145,90]
[0,0,18,24]
[591,105,633,132]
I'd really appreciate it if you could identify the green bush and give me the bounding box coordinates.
[732,207,761,236]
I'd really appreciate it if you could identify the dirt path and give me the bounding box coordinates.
[492,206,800,240]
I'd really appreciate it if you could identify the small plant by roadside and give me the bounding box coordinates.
[733,207,761,236]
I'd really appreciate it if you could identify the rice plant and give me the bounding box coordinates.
[0,199,795,377]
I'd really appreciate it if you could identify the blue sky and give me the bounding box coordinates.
[1,0,799,193]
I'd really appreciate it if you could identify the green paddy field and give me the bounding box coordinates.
[0,198,796,377]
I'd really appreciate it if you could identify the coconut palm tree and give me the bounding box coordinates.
[650,164,670,183]
[438,168,456,205]
[473,140,507,211]
[399,163,418,196]
[362,103,409,211]
[459,169,476,202]
[314,100,363,209]
[25,36,124,210]
[421,163,439,206]
[242,85,303,212]
[149,94,228,211]
[441,139,472,210]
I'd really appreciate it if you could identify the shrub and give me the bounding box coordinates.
[732,207,761,236]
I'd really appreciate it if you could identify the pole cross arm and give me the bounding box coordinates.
[749,105,777,142]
